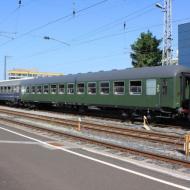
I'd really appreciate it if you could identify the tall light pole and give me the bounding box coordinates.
[4,56,11,80]
[156,0,172,65]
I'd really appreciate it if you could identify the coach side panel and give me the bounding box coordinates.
[21,76,177,110]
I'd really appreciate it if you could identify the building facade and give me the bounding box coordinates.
[8,69,63,80]
[178,22,190,67]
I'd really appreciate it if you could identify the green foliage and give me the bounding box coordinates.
[130,31,162,67]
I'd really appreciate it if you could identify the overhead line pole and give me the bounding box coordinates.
[4,56,7,80]
[4,56,11,80]
[163,0,172,65]
[156,0,172,65]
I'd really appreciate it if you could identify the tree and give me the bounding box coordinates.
[130,31,162,67]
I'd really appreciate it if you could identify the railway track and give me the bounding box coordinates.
[0,108,185,146]
[0,108,184,147]
[0,115,190,168]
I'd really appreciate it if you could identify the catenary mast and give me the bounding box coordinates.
[162,0,172,65]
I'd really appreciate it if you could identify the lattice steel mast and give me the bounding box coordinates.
[162,0,172,65]
[156,0,172,65]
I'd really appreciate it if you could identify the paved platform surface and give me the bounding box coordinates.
[0,125,189,190]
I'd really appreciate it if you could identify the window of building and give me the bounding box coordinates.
[58,84,65,94]
[113,81,125,95]
[67,83,74,94]
[87,82,96,95]
[129,81,142,95]
[162,79,168,96]
[146,79,156,95]
[77,83,85,94]
[43,85,49,94]
[31,86,35,94]
[100,82,110,95]
[50,84,57,94]
[36,86,42,94]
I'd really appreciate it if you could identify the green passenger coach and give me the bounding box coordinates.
[0,65,189,120]
[19,65,190,120]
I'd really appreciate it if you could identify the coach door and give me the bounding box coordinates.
[160,78,170,107]
[182,73,190,101]
[185,77,190,101]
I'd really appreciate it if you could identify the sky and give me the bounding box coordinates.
[0,0,190,80]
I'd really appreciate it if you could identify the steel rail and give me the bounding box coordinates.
[0,108,184,147]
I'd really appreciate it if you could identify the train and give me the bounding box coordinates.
[0,65,190,121]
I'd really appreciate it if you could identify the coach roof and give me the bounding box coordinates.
[21,65,190,85]
[0,78,33,86]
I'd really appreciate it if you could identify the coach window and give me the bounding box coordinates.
[77,83,85,94]
[36,86,42,94]
[67,83,74,94]
[129,80,142,95]
[50,84,57,94]
[16,86,20,93]
[100,82,110,95]
[31,86,35,94]
[58,84,65,94]
[88,82,96,95]
[10,86,13,93]
[26,86,30,94]
[43,85,49,94]
[13,86,17,93]
[4,86,7,93]
[146,79,156,95]
[113,81,125,95]
[12,86,15,93]
[7,86,11,93]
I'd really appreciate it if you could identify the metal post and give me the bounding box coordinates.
[156,0,173,65]
[4,56,7,80]
[162,0,172,65]
[143,116,151,131]
[4,56,11,80]
[185,134,190,157]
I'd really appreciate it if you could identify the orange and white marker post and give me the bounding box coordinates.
[185,134,190,157]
